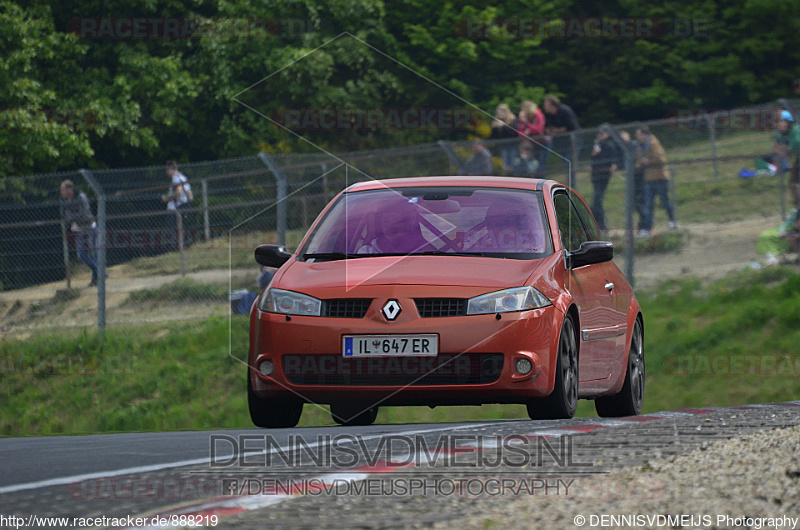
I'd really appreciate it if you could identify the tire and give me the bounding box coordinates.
[527,315,578,420]
[330,403,379,426]
[247,367,303,428]
[595,318,645,417]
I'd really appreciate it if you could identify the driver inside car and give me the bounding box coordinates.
[465,202,538,252]
[356,201,432,254]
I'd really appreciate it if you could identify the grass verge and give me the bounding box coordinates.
[2,266,799,436]
[124,278,230,305]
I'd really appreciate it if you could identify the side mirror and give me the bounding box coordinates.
[567,241,613,269]
[255,244,292,268]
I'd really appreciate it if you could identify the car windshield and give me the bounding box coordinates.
[300,186,553,260]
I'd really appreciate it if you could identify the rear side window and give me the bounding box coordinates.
[553,192,589,252]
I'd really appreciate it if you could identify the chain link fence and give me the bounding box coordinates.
[1,100,795,335]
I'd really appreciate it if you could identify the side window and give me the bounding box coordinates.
[568,190,602,241]
[554,192,589,252]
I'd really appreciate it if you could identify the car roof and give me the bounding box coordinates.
[344,176,561,194]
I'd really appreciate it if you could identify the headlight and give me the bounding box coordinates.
[258,288,322,316]
[466,287,551,315]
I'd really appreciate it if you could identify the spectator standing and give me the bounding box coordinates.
[464,139,493,176]
[489,103,518,173]
[162,160,193,249]
[517,100,546,138]
[517,100,547,173]
[59,179,99,287]
[635,126,676,237]
[620,130,646,230]
[589,126,621,231]
[543,95,581,182]
[773,111,800,207]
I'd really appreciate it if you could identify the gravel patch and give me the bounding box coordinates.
[451,425,800,529]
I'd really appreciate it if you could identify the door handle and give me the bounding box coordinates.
[604,282,614,292]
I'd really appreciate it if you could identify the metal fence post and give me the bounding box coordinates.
[79,169,105,337]
[669,164,678,224]
[202,178,210,241]
[321,163,330,202]
[258,152,287,246]
[437,140,465,174]
[707,111,719,179]
[177,211,186,276]
[603,124,636,288]
[569,132,578,189]
[623,137,635,288]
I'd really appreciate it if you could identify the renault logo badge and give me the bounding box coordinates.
[382,299,402,321]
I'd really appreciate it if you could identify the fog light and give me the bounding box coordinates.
[515,358,533,375]
[258,360,274,377]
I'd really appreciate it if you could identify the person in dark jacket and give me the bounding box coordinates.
[543,94,581,183]
[620,130,646,231]
[590,126,621,231]
[464,139,493,176]
[59,179,99,287]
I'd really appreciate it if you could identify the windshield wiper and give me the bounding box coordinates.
[302,252,366,261]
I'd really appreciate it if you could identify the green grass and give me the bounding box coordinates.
[26,288,84,319]
[577,128,784,231]
[637,265,800,409]
[124,278,230,305]
[123,229,307,277]
[2,267,800,436]
[0,317,249,435]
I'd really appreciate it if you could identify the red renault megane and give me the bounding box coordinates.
[248,176,644,427]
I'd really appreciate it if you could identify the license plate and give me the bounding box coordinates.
[343,334,438,357]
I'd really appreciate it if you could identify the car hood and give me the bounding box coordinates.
[276,255,545,290]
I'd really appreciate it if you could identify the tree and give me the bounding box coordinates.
[0,2,93,182]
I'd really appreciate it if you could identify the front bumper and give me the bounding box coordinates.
[249,292,561,406]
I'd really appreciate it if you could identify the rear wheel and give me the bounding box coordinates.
[527,315,578,420]
[247,367,303,428]
[595,319,645,417]
[330,403,379,426]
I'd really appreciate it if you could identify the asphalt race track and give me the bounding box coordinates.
[1,402,799,529]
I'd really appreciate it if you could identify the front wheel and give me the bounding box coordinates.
[247,367,303,428]
[527,315,578,420]
[595,318,645,417]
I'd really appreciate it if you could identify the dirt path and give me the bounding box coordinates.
[0,265,257,337]
[629,214,784,289]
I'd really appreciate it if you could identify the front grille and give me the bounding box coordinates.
[415,298,467,318]
[283,353,503,386]
[321,299,372,318]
